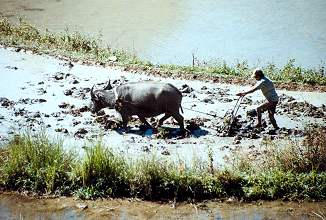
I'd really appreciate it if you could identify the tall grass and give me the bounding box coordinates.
[0,126,326,201]
[0,133,75,194]
[229,125,326,200]
[1,17,325,86]
[231,125,326,174]
[74,142,131,199]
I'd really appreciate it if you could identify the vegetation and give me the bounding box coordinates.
[1,17,326,86]
[0,125,325,201]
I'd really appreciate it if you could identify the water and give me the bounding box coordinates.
[1,0,325,67]
[1,193,325,220]
[0,193,326,220]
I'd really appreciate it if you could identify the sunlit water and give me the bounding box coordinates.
[1,0,326,67]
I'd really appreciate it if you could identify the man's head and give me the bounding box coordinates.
[252,68,264,80]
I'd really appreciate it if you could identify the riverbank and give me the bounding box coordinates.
[1,127,326,201]
[1,17,326,91]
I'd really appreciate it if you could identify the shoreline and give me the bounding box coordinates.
[1,17,326,92]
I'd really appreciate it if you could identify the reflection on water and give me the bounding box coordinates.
[1,0,326,67]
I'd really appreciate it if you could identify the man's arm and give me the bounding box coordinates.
[236,84,260,97]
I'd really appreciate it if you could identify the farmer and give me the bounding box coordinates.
[236,68,279,130]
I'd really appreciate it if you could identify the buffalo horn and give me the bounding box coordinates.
[90,85,95,98]
[104,80,113,90]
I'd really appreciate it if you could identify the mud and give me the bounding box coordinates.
[0,47,326,165]
[1,193,325,220]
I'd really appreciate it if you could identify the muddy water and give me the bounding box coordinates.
[1,193,325,219]
[1,0,326,67]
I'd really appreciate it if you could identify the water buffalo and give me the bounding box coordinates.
[90,80,184,130]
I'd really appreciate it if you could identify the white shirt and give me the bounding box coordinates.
[253,76,279,102]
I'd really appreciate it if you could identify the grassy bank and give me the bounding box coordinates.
[1,17,326,87]
[0,126,325,201]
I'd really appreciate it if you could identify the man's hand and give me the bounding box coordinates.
[236,92,246,96]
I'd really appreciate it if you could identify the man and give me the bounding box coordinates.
[236,68,279,130]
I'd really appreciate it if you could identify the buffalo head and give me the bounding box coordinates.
[90,80,116,113]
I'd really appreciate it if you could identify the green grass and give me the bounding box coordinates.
[1,126,326,201]
[0,133,75,194]
[1,17,326,86]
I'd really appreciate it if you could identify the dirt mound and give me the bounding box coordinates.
[278,94,325,118]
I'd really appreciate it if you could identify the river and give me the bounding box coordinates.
[1,0,326,67]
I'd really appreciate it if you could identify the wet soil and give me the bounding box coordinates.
[1,192,325,220]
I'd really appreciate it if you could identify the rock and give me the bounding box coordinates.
[32,112,41,118]
[141,145,150,153]
[219,98,233,103]
[180,84,194,93]
[71,79,79,84]
[104,119,121,130]
[201,86,208,90]
[234,135,242,141]
[53,72,71,80]
[51,112,61,117]
[267,129,277,135]
[76,203,88,210]
[37,88,47,95]
[72,120,81,126]
[161,149,170,155]
[63,61,74,69]
[63,89,73,96]
[5,66,18,70]
[247,109,257,117]
[233,139,241,144]
[33,98,47,103]
[74,128,88,138]
[55,128,68,133]
[0,97,15,107]
[185,117,206,130]
[58,102,71,109]
[97,109,106,116]
[226,197,236,203]
[79,105,90,112]
[203,98,214,104]
[241,97,253,105]
[108,56,118,62]
[14,108,27,116]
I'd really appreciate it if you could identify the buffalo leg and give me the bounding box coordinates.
[121,114,129,129]
[158,113,171,126]
[171,112,184,130]
[138,115,152,128]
